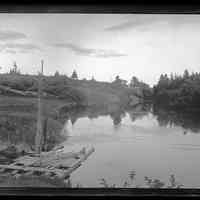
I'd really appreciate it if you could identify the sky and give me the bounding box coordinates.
[1,14,200,86]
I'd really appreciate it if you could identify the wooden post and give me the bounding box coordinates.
[42,118,48,152]
[35,60,44,155]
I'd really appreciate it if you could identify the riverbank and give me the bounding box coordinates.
[0,73,144,108]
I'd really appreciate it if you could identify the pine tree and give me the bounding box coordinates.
[183,69,189,79]
[130,76,139,87]
[9,61,20,74]
[54,70,60,77]
[91,76,95,81]
[71,70,78,79]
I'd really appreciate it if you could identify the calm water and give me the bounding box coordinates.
[60,104,200,188]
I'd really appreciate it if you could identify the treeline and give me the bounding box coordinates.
[153,69,200,109]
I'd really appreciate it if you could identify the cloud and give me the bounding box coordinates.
[3,43,41,50]
[53,43,127,58]
[104,15,198,32]
[105,21,140,31]
[104,16,158,32]
[1,43,42,54]
[6,49,17,54]
[0,30,27,41]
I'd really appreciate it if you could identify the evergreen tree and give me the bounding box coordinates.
[91,76,96,81]
[54,70,60,77]
[113,75,122,85]
[130,76,139,87]
[183,69,189,79]
[9,61,20,74]
[153,69,200,108]
[71,70,78,79]
[170,73,174,81]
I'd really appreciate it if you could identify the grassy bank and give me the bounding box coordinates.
[0,73,142,108]
[0,95,69,153]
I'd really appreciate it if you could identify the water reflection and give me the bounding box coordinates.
[0,114,66,152]
[110,109,125,129]
[60,103,150,131]
[128,104,151,122]
[152,105,200,133]
[1,102,200,155]
[60,103,200,135]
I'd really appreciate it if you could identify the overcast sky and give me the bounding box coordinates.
[0,14,200,86]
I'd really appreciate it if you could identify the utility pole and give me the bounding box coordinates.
[35,60,44,155]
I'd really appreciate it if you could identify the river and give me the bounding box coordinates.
[59,104,200,188]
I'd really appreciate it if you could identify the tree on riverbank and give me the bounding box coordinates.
[153,69,200,109]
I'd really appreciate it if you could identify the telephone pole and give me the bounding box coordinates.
[35,60,44,154]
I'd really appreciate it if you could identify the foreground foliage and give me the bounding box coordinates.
[97,173,183,188]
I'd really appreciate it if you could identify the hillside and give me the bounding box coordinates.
[0,73,149,108]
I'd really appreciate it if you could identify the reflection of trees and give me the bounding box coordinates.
[127,104,151,122]
[109,108,126,129]
[0,115,66,151]
[88,113,99,120]
[128,111,147,123]
[60,104,152,129]
[70,116,78,125]
[110,112,122,127]
[153,105,200,133]
[60,103,200,134]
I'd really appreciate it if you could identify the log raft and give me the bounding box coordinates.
[0,146,95,180]
[0,61,95,181]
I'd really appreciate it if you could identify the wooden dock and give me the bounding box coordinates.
[0,146,95,180]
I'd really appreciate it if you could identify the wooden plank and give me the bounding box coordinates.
[0,168,5,173]
[61,147,95,178]
[11,170,20,175]
[14,147,80,164]
[13,156,40,166]
[43,158,77,168]
[0,164,64,176]
[62,162,82,179]
[31,152,82,167]
[68,148,94,168]
[44,172,51,176]
[23,171,34,176]
[13,174,22,179]
[13,150,73,166]
[14,155,39,162]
